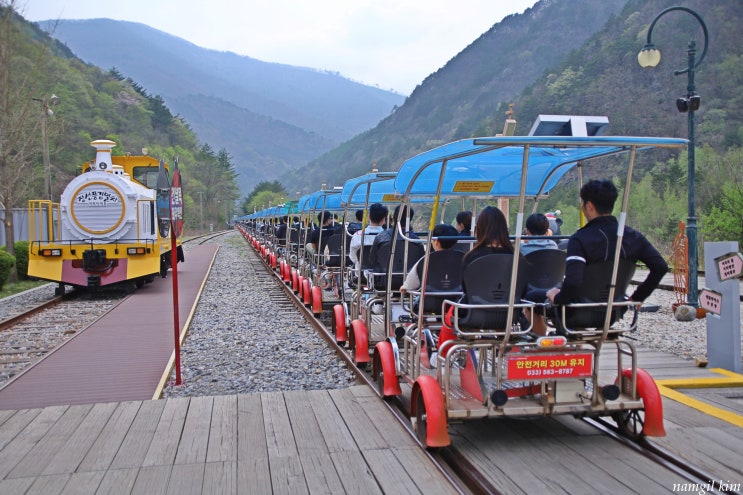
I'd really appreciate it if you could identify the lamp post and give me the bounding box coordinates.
[31,94,59,201]
[637,6,708,307]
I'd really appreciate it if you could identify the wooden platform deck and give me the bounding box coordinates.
[0,242,739,493]
[0,386,456,495]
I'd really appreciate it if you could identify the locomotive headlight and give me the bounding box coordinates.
[127,247,148,255]
[41,248,62,257]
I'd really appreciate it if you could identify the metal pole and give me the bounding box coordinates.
[637,6,708,307]
[686,41,698,307]
[40,104,52,201]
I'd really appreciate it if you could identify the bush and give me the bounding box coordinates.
[0,250,16,290]
[14,241,29,280]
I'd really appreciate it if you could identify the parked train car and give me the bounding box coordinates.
[27,139,184,294]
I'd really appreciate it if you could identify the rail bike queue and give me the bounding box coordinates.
[236,134,687,448]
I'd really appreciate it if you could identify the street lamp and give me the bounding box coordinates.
[32,94,59,201]
[637,6,708,307]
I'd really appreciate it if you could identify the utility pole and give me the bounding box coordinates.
[32,94,59,201]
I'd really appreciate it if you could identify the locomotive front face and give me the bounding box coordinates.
[70,181,125,235]
[60,170,155,241]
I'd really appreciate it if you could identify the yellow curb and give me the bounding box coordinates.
[656,368,743,428]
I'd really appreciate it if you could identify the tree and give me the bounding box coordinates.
[188,144,239,230]
[241,180,288,215]
[0,2,54,279]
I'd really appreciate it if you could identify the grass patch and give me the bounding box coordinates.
[0,279,50,299]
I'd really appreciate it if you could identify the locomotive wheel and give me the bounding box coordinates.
[612,409,646,440]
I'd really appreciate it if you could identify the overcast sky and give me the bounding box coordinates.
[22,0,537,95]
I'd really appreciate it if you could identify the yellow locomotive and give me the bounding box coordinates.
[28,139,184,294]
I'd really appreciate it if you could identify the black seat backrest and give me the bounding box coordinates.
[360,244,375,271]
[416,250,464,313]
[324,234,343,267]
[373,239,425,291]
[525,249,566,290]
[564,259,637,328]
[458,254,527,330]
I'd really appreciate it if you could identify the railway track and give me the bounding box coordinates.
[0,289,126,387]
[242,235,739,495]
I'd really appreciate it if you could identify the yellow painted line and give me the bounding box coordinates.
[655,368,743,428]
[152,246,220,400]
[655,368,743,388]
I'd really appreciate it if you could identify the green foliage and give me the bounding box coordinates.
[13,240,29,279]
[0,250,15,290]
[241,181,289,215]
[0,4,238,239]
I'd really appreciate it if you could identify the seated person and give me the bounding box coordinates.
[438,206,527,353]
[347,209,364,235]
[306,211,336,255]
[349,203,387,274]
[368,204,424,290]
[521,213,558,255]
[274,215,289,246]
[400,224,460,294]
[546,180,667,319]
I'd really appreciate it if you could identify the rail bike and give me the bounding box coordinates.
[364,135,686,448]
[237,134,687,449]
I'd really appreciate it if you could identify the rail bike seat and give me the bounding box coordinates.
[407,249,464,317]
[524,249,566,293]
[367,239,425,293]
[551,259,641,339]
[444,254,533,340]
[323,234,347,267]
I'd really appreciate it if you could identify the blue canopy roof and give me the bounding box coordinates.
[394,136,687,197]
[339,173,398,206]
[299,190,343,212]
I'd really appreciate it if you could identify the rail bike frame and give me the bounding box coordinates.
[369,136,686,448]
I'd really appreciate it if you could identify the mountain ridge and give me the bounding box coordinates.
[39,18,405,194]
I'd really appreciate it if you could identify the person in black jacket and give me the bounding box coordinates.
[546,179,668,306]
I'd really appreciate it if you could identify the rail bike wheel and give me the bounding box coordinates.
[302,278,312,306]
[332,304,347,344]
[373,341,401,398]
[612,409,645,440]
[311,286,323,316]
[411,376,450,449]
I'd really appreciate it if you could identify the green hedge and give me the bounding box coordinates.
[14,241,29,280]
[0,250,16,290]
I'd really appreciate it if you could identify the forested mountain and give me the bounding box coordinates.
[278,0,743,250]
[0,5,238,234]
[37,19,405,195]
[280,0,629,193]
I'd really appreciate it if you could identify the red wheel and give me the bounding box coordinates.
[302,279,312,306]
[311,286,323,316]
[373,341,401,397]
[291,270,299,293]
[350,319,370,365]
[411,376,450,448]
[332,304,347,344]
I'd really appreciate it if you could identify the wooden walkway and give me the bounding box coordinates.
[0,386,456,495]
[0,244,739,493]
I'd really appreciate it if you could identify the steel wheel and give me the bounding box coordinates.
[413,391,428,446]
[613,409,645,440]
